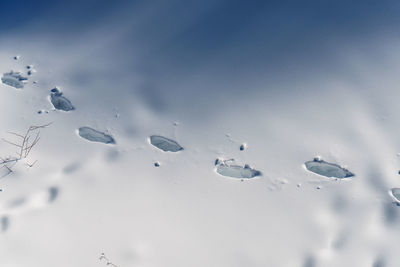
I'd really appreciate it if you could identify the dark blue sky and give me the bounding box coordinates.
[2,0,400,106]
[3,0,399,64]
[4,1,399,36]
[3,0,399,47]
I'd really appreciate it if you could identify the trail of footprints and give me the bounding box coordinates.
[2,56,400,266]
[3,56,400,184]
[1,58,398,192]
[0,56,358,181]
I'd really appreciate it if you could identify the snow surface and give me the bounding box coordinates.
[2,10,400,267]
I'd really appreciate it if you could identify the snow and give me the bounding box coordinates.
[1,18,400,267]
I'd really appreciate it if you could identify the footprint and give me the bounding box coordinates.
[1,71,28,89]
[50,88,75,111]
[304,158,354,179]
[149,135,183,152]
[389,188,400,202]
[78,127,115,144]
[215,159,261,179]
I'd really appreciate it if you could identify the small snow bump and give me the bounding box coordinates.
[50,87,60,93]
[27,69,36,76]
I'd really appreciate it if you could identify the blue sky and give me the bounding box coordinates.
[3,0,399,72]
[2,0,400,114]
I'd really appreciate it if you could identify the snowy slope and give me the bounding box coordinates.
[2,1,400,267]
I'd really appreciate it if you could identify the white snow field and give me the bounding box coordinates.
[2,9,400,267]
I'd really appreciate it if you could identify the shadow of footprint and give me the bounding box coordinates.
[0,186,60,232]
[1,216,9,232]
[373,257,386,267]
[48,187,59,203]
[302,255,316,267]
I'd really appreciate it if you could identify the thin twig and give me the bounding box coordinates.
[0,123,51,177]
[7,131,25,139]
[99,253,120,267]
[1,138,22,148]
[27,160,37,168]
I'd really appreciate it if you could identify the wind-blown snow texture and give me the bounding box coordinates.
[2,1,400,267]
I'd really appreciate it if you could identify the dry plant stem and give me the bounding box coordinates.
[99,253,119,267]
[0,123,51,173]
